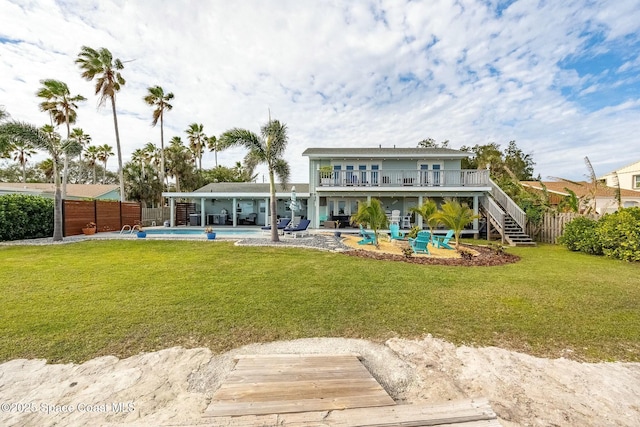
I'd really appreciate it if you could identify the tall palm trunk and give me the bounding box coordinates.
[269,169,279,242]
[159,112,165,200]
[52,156,63,241]
[21,161,26,183]
[110,96,125,202]
[93,164,97,184]
[62,115,70,199]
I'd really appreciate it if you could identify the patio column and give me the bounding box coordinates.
[313,194,319,228]
[170,197,175,227]
[473,196,479,239]
[232,197,237,227]
[417,195,423,229]
[264,197,270,226]
[200,197,205,227]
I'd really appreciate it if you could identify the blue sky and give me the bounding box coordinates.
[1,0,639,183]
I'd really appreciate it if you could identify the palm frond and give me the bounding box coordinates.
[273,158,290,189]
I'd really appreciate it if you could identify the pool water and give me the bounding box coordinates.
[119,228,262,237]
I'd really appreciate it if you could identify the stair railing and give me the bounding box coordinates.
[489,179,527,230]
[481,196,506,244]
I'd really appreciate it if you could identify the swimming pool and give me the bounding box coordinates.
[117,228,263,238]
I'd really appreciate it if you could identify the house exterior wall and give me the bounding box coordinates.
[601,161,640,191]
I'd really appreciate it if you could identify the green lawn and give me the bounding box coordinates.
[1,240,639,363]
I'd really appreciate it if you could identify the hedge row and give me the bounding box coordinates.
[0,194,54,241]
[558,207,640,262]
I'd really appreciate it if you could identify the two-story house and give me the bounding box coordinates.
[163,146,532,244]
[302,147,489,232]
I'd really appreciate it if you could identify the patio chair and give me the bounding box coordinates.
[284,219,311,238]
[408,231,431,254]
[242,212,257,225]
[389,223,405,240]
[261,218,291,234]
[390,209,401,225]
[433,230,454,249]
[358,224,376,245]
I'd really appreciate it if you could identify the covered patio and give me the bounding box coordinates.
[163,183,310,228]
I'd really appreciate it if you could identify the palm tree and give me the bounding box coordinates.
[220,119,291,242]
[84,145,100,184]
[0,121,70,241]
[207,135,229,167]
[36,79,86,198]
[186,123,206,170]
[350,198,388,248]
[97,144,114,183]
[165,137,194,192]
[0,105,8,122]
[143,85,173,190]
[11,140,37,183]
[434,199,479,249]
[410,199,440,244]
[76,46,126,201]
[69,128,91,182]
[38,158,55,182]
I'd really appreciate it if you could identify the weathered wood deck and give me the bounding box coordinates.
[203,354,501,426]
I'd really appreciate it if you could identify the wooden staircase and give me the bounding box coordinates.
[482,180,536,247]
[487,212,536,246]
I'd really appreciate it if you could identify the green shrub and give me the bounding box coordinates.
[597,208,640,262]
[0,194,54,241]
[558,216,602,255]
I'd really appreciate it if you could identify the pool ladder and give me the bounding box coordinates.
[120,224,141,234]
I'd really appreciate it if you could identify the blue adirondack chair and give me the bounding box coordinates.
[358,224,376,245]
[389,223,405,240]
[433,230,454,249]
[408,230,430,254]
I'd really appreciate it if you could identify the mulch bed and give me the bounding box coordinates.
[342,244,520,266]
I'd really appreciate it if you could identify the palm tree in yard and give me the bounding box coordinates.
[165,137,194,192]
[36,79,86,198]
[207,134,229,167]
[434,199,479,249]
[410,198,440,244]
[350,198,388,249]
[84,145,100,184]
[186,123,206,170]
[143,85,173,190]
[69,127,91,182]
[220,119,291,242]
[38,158,55,182]
[76,46,126,201]
[0,121,79,241]
[11,139,37,183]
[97,144,114,183]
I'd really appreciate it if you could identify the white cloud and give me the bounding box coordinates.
[1,0,639,184]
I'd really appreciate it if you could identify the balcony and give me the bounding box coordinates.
[317,169,489,188]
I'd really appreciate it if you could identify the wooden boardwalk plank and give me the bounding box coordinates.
[204,354,395,417]
[205,398,501,426]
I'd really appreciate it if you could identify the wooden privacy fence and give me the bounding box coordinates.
[63,200,141,236]
[141,207,171,226]
[527,212,599,244]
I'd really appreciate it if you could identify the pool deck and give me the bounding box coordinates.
[1,229,355,252]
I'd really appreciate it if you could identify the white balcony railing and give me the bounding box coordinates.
[317,169,489,188]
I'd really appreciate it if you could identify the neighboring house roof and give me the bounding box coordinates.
[0,183,120,199]
[599,160,640,178]
[302,147,469,159]
[520,181,640,198]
